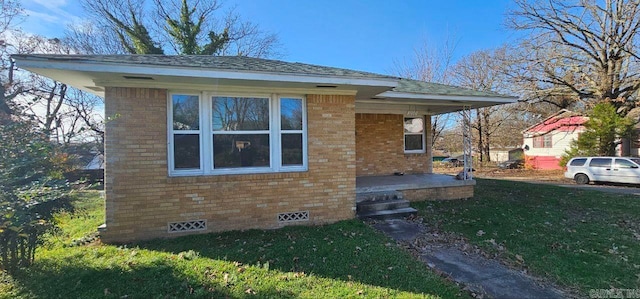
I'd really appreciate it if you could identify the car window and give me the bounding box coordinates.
[631,158,640,165]
[615,159,638,169]
[569,158,587,166]
[589,158,612,167]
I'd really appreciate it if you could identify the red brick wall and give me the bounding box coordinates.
[355,113,432,176]
[102,88,356,243]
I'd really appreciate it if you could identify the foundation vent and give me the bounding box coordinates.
[168,220,206,233]
[277,211,309,223]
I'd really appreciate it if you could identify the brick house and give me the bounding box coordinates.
[13,55,515,243]
[522,109,588,170]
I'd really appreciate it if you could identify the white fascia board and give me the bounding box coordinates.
[377,91,517,103]
[15,58,399,88]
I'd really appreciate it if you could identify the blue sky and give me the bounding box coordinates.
[19,0,516,75]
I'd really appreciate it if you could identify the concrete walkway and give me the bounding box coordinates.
[373,219,565,299]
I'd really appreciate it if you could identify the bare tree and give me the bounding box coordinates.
[391,37,458,148]
[508,0,640,115]
[452,47,521,162]
[0,0,24,120]
[76,0,282,57]
[63,21,128,55]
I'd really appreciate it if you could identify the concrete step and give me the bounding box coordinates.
[356,191,404,203]
[357,199,411,213]
[357,207,418,220]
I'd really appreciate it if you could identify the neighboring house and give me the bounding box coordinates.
[522,110,588,170]
[489,148,524,162]
[13,55,515,243]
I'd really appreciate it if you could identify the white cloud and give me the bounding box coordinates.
[20,0,84,36]
[24,9,61,23]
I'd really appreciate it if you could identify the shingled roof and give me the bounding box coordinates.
[394,79,514,99]
[12,54,518,113]
[13,54,398,80]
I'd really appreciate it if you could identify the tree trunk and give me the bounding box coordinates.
[483,108,491,162]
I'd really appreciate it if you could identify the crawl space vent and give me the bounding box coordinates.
[168,220,206,233]
[277,211,309,223]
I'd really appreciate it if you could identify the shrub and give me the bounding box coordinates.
[0,120,74,273]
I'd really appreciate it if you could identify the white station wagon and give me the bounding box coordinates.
[565,157,640,185]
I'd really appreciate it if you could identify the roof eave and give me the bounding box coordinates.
[13,56,399,88]
[377,90,518,103]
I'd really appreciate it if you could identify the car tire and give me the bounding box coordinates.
[574,173,590,185]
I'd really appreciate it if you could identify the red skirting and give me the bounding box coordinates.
[525,156,562,170]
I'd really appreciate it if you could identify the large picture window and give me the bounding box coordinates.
[404,116,425,153]
[212,97,271,169]
[169,92,307,176]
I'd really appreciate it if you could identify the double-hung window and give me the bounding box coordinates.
[169,92,307,176]
[404,116,426,153]
[533,134,552,148]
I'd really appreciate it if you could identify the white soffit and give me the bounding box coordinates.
[14,58,399,98]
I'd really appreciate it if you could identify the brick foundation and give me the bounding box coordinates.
[401,185,475,201]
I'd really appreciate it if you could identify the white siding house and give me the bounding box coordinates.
[522,110,587,170]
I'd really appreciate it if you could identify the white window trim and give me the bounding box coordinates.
[167,92,204,176]
[404,115,426,154]
[168,91,308,177]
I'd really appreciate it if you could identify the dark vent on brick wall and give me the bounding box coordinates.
[168,220,206,233]
[277,211,309,222]
[123,75,154,80]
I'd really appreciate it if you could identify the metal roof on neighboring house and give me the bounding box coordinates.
[523,109,588,135]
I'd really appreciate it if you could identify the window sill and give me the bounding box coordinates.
[166,169,309,184]
[404,151,426,155]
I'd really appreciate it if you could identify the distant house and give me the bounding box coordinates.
[522,110,588,170]
[489,148,524,162]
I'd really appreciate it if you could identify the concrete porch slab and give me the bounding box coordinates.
[356,173,475,193]
[357,174,476,201]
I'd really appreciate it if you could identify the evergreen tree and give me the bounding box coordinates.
[561,102,636,165]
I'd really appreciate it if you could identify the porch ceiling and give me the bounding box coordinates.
[355,79,517,115]
[355,96,515,115]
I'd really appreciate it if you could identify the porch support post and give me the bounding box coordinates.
[425,114,433,174]
[462,106,473,180]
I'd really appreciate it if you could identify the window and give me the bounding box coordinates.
[533,134,552,148]
[169,93,306,176]
[404,116,425,153]
[171,94,201,170]
[589,158,611,168]
[569,158,587,166]
[615,159,639,169]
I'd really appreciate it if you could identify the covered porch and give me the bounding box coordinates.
[355,79,516,201]
[354,79,515,202]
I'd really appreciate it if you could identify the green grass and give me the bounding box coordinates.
[414,179,640,295]
[0,191,466,298]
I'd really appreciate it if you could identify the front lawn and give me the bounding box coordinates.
[0,191,466,298]
[414,179,640,295]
